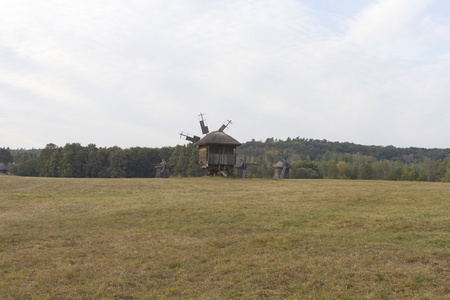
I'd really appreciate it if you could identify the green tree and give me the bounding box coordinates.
[186,144,203,177]
[444,164,450,182]
[37,143,59,176]
[290,160,321,179]
[401,169,419,181]
[171,145,189,177]
[10,158,38,176]
[336,161,357,179]
[107,148,127,178]
[60,143,88,178]
[318,160,338,179]
[358,163,374,180]
[387,167,403,181]
[86,148,110,178]
[421,158,440,182]
[372,160,392,180]
[0,148,13,164]
[124,148,143,178]
[124,147,160,178]
[435,158,449,182]
[73,145,89,177]
[48,149,62,177]
[13,152,30,164]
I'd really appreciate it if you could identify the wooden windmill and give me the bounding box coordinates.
[274,151,301,179]
[235,155,257,179]
[154,159,172,178]
[180,113,241,176]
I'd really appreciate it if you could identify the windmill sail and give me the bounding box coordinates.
[199,113,209,135]
[218,120,232,132]
[280,165,288,179]
[180,132,200,143]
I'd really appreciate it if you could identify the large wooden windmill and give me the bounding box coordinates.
[274,151,301,179]
[180,113,241,176]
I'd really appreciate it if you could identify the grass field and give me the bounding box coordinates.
[0,175,448,299]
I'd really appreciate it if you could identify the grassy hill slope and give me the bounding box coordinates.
[0,176,448,299]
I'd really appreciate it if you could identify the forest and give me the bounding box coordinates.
[1,137,450,182]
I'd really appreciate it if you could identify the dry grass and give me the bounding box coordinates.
[0,175,448,299]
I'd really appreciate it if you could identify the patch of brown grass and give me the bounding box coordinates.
[0,176,448,299]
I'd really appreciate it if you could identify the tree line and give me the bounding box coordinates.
[239,138,450,182]
[7,143,202,178]
[2,138,450,182]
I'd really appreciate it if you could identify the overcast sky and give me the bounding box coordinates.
[1,0,449,149]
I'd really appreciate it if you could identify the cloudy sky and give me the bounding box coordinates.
[1,0,449,149]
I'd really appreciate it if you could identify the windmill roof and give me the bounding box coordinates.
[196,131,241,146]
[274,161,287,168]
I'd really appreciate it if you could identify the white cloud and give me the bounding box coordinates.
[0,0,449,149]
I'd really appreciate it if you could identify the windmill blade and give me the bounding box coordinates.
[242,154,248,178]
[286,151,295,163]
[161,159,167,165]
[274,154,288,164]
[286,162,301,176]
[280,164,288,179]
[180,132,200,143]
[238,159,244,167]
[198,113,209,135]
[218,120,232,132]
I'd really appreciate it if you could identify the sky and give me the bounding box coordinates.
[1,0,449,149]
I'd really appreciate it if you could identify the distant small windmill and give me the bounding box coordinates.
[274,151,301,179]
[235,155,257,179]
[180,113,240,176]
[154,159,172,178]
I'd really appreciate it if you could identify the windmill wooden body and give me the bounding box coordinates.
[274,152,301,179]
[0,163,7,174]
[180,113,241,176]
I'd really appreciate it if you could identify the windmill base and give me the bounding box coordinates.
[205,165,234,177]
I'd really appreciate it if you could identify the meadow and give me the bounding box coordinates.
[0,175,448,299]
